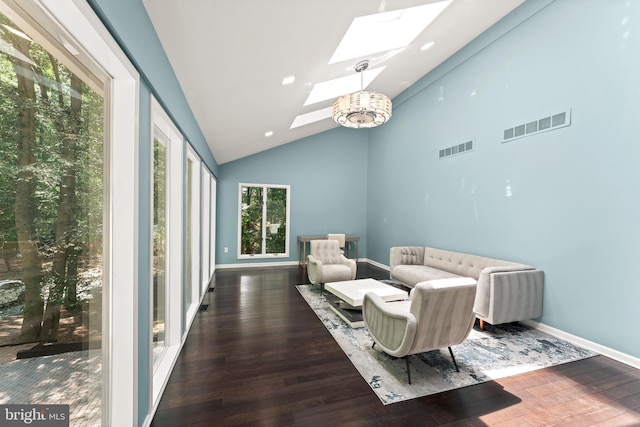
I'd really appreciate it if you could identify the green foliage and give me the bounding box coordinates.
[241,186,288,255]
[241,186,263,254]
[0,12,104,315]
[265,188,286,254]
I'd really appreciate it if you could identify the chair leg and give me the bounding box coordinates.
[320,283,324,296]
[372,342,375,349]
[405,356,412,384]
[448,347,460,372]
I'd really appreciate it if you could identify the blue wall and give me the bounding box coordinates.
[217,127,369,264]
[367,0,640,359]
[217,0,640,360]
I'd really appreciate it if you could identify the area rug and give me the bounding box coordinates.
[296,283,597,405]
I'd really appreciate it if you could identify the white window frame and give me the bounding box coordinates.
[237,183,290,259]
[150,97,183,406]
[209,174,217,276]
[185,144,201,327]
[201,166,211,293]
[6,0,141,425]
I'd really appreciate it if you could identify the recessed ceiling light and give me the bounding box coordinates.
[420,41,435,51]
[264,131,274,137]
[290,107,333,128]
[329,0,452,64]
[303,66,385,106]
[282,75,295,86]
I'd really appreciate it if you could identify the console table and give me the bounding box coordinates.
[297,235,360,266]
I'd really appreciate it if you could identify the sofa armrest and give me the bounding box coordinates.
[474,269,544,324]
[481,265,535,274]
[363,292,416,358]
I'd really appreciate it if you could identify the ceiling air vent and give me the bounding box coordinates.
[439,139,474,160]
[502,108,571,143]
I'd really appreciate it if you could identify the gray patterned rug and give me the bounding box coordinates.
[296,283,596,405]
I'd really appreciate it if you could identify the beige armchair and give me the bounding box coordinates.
[307,239,356,294]
[362,277,477,383]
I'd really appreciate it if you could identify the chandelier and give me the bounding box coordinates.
[332,60,392,128]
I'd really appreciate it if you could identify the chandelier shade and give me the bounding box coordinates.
[332,60,392,129]
[332,91,392,128]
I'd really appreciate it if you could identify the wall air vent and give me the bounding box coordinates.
[502,108,571,143]
[439,139,474,160]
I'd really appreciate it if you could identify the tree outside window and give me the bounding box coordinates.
[0,11,104,346]
[0,9,104,421]
[239,184,289,257]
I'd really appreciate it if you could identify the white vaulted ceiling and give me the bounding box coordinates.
[143,0,524,164]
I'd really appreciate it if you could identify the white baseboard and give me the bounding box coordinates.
[216,260,299,269]
[366,258,388,271]
[522,320,640,370]
[215,258,378,270]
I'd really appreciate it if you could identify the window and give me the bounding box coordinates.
[150,97,183,404]
[152,129,168,361]
[200,167,216,290]
[0,4,104,425]
[0,0,139,424]
[209,174,217,276]
[185,145,200,322]
[201,166,211,292]
[238,184,290,258]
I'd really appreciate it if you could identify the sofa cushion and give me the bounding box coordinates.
[391,264,462,287]
[322,264,354,283]
[400,247,424,265]
[423,247,529,280]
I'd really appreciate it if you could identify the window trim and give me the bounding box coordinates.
[201,166,211,293]
[237,183,291,259]
[185,144,201,326]
[150,96,183,406]
[209,174,217,277]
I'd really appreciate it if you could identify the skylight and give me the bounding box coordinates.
[290,107,333,129]
[303,66,385,106]
[329,0,452,64]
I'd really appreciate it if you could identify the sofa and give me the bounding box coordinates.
[389,246,544,327]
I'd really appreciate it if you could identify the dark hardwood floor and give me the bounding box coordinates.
[151,264,640,427]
